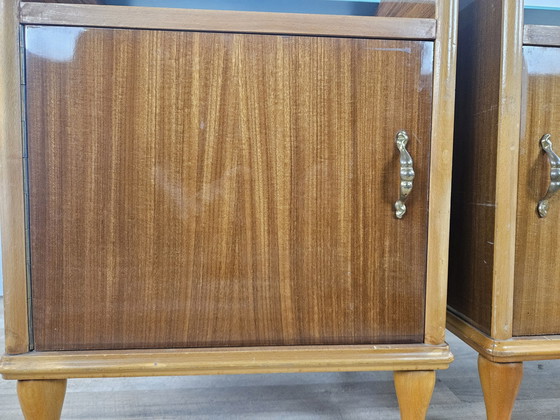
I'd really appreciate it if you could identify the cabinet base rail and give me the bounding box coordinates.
[447,309,560,363]
[1,344,452,380]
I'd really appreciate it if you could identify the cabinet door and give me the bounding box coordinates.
[26,26,434,351]
[514,46,560,336]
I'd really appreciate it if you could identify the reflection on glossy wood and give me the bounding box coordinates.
[514,46,560,336]
[26,27,433,351]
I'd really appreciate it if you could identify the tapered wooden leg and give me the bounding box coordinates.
[478,355,523,420]
[393,370,436,420]
[17,380,67,420]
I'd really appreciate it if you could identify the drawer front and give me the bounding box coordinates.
[26,26,434,351]
[514,46,560,336]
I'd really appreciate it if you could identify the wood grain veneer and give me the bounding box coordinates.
[0,0,30,354]
[26,27,434,351]
[377,0,435,18]
[513,46,560,336]
[19,3,437,40]
[447,0,504,335]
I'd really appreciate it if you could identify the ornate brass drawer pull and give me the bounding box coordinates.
[394,131,415,219]
[538,134,560,218]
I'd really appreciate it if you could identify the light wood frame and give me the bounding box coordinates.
[424,0,458,346]
[448,311,560,363]
[0,0,30,356]
[1,0,457,382]
[490,0,524,342]
[1,344,453,380]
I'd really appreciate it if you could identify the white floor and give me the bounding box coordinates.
[0,298,559,419]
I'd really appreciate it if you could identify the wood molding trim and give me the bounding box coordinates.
[448,310,560,363]
[1,0,30,355]
[19,3,437,40]
[1,344,453,380]
[490,0,524,341]
[423,0,458,345]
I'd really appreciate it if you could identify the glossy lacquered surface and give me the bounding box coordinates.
[25,26,434,351]
[513,45,560,336]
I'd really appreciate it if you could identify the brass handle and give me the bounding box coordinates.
[538,134,560,218]
[395,131,415,219]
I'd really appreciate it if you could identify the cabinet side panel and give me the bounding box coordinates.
[26,27,434,351]
[513,46,560,336]
[0,0,30,354]
[447,0,503,334]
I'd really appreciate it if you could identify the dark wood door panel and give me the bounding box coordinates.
[514,46,560,336]
[26,26,434,350]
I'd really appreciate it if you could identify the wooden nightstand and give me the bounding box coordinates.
[448,0,560,418]
[1,1,457,418]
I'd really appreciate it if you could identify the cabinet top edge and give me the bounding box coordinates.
[19,2,437,40]
[524,24,560,47]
